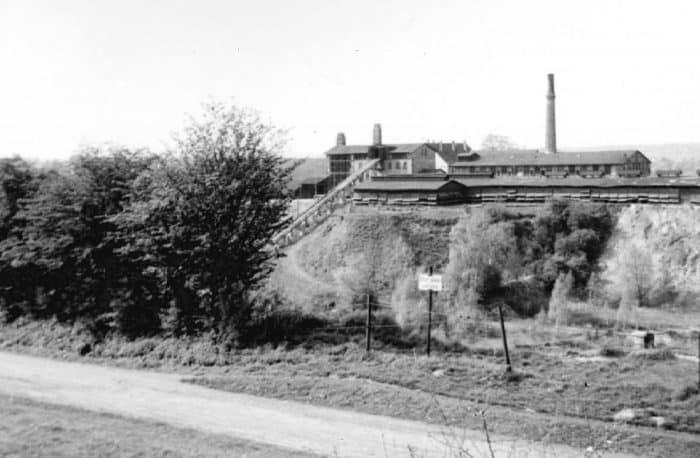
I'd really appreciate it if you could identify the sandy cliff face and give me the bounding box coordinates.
[601,205,700,307]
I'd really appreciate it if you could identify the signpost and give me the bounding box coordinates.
[419,268,442,356]
[496,302,512,372]
[418,272,443,292]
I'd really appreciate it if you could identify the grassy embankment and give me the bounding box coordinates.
[0,394,315,457]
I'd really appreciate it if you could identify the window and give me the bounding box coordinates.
[387,161,392,170]
[403,162,407,170]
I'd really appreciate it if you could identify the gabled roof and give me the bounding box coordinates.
[325,143,464,164]
[451,150,649,167]
[354,179,463,192]
[453,176,700,188]
[426,143,469,164]
[325,144,423,156]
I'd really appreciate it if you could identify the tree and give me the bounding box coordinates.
[117,102,295,340]
[444,212,511,309]
[0,156,37,240]
[619,241,654,308]
[548,272,573,326]
[0,147,157,330]
[480,134,518,151]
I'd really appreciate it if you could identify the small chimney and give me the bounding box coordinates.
[452,141,456,153]
[372,123,382,145]
[336,132,346,146]
[545,73,557,154]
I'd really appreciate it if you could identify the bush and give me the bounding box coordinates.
[631,348,676,361]
[502,278,547,317]
[548,272,573,326]
[673,384,699,402]
[599,345,626,357]
[241,310,327,346]
[390,270,424,331]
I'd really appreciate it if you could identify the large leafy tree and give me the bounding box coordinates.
[117,102,295,339]
[0,147,156,329]
[0,156,38,240]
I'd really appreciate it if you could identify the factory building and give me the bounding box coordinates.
[449,149,651,178]
[448,74,651,178]
[324,124,467,187]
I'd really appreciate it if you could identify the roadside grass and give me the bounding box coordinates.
[1,315,699,457]
[0,394,316,458]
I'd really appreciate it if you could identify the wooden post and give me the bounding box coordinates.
[427,266,433,356]
[366,293,372,353]
[497,302,512,372]
[697,331,699,390]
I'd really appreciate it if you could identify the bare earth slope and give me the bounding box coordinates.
[0,350,636,458]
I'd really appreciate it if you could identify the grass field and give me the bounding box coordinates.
[1,315,699,458]
[0,394,316,457]
[183,329,700,458]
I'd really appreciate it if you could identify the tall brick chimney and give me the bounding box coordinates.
[336,132,346,146]
[373,123,382,145]
[545,73,557,154]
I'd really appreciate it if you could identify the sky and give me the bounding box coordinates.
[2,0,700,160]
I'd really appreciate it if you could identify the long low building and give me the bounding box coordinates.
[353,179,466,206]
[449,149,652,178]
[353,175,700,205]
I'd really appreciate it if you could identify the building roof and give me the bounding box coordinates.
[373,173,448,181]
[286,157,328,191]
[451,150,649,167]
[452,176,700,189]
[299,176,329,185]
[354,179,463,192]
[325,142,463,164]
[426,142,469,164]
[325,144,423,156]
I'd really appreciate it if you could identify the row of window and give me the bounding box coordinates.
[386,161,409,171]
[452,164,614,175]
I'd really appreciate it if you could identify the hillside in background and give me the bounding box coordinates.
[563,143,700,173]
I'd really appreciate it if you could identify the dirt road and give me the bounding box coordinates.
[0,351,635,457]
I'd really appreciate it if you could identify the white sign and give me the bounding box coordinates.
[418,274,443,292]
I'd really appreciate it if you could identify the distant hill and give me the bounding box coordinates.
[563,143,700,174]
[563,142,700,159]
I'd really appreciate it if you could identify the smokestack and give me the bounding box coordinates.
[545,73,557,154]
[372,123,382,145]
[336,132,346,146]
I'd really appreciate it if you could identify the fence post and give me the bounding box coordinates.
[697,331,699,390]
[497,302,512,372]
[366,293,372,353]
[427,266,433,356]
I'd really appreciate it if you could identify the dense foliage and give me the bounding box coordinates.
[0,103,294,342]
[444,201,616,316]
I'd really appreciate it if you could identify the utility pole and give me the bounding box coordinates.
[427,266,433,356]
[497,302,512,372]
[366,293,372,353]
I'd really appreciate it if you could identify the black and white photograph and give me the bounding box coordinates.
[1,1,699,457]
